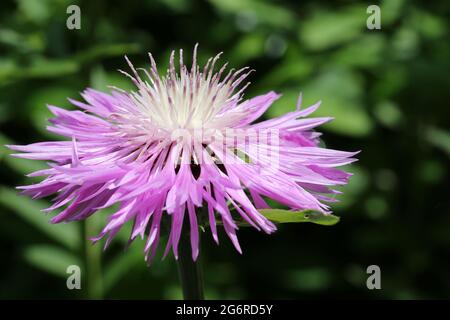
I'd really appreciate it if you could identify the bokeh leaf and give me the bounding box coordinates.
[380,0,406,25]
[103,247,142,292]
[23,244,81,277]
[75,43,141,64]
[426,127,450,157]
[299,5,367,51]
[268,68,373,137]
[208,0,295,29]
[26,85,78,137]
[285,268,332,291]
[0,134,47,176]
[0,187,80,250]
[332,35,386,68]
[23,58,79,78]
[228,33,265,65]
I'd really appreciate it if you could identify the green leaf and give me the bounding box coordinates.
[380,0,406,25]
[23,58,79,78]
[258,209,340,226]
[0,133,47,177]
[23,244,81,277]
[299,5,367,51]
[75,43,141,64]
[25,85,78,137]
[228,33,265,65]
[410,9,446,39]
[208,0,295,29]
[17,0,52,24]
[0,57,19,83]
[374,101,403,128]
[426,127,450,156]
[332,35,386,68]
[258,49,313,88]
[233,149,251,164]
[0,187,80,250]
[90,66,136,92]
[332,165,369,210]
[286,268,332,291]
[103,247,142,292]
[267,68,374,138]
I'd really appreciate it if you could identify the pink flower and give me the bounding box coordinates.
[8,46,357,262]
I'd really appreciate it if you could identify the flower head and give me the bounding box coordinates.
[8,46,357,261]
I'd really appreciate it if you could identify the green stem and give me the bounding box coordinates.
[83,218,103,299]
[176,231,204,300]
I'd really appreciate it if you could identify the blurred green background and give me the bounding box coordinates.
[0,0,449,299]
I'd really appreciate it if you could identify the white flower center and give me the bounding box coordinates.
[117,45,253,134]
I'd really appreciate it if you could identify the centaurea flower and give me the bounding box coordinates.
[8,46,357,262]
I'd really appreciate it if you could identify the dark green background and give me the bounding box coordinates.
[0,0,449,299]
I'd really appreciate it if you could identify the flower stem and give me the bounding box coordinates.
[83,218,103,299]
[176,230,204,300]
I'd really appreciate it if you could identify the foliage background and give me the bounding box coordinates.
[0,0,449,299]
